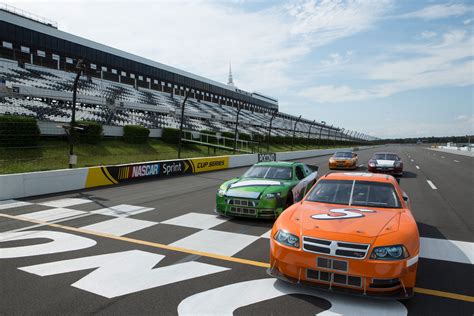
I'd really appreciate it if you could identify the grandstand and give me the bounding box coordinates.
[0,5,372,142]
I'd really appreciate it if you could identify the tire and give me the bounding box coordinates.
[285,192,294,208]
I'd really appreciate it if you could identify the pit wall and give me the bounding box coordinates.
[0,146,379,200]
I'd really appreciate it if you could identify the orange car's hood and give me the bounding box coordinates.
[292,202,401,239]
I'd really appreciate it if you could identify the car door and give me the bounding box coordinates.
[292,164,316,202]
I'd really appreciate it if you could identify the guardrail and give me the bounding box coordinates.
[0,146,380,199]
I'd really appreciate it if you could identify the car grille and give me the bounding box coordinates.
[229,206,257,216]
[306,269,362,288]
[317,257,348,272]
[302,237,370,259]
[225,199,258,207]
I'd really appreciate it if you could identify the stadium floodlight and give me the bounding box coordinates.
[291,115,302,151]
[68,59,86,168]
[177,89,191,159]
[267,111,278,152]
[306,120,316,149]
[233,104,243,155]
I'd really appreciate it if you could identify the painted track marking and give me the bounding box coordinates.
[427,180,437,190]
[1,212,473,303]
[454,160,460,163]
[416,165,420,170]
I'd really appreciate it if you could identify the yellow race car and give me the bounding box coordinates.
[328,151,358,170]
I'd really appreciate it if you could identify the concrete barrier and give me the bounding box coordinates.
[0,146,380,200]
[0,168,88,200]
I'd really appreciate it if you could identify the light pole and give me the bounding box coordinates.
[69,59,86,168]
[306,120,316,149]
[318,121,326,148]
[233,104,242,154]
[177,89,191,159]
[267,111,278,152]
[291,115,302,151]
[339,128,345,142]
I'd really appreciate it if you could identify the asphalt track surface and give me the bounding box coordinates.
[0,145,473,315]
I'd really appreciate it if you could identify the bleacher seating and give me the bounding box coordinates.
[0,59,343,139]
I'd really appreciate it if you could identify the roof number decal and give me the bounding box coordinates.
[311,208,375,220]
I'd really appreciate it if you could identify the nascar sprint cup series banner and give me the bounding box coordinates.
[85,156,229,188]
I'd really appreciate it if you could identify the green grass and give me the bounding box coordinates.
[0,138,349,174]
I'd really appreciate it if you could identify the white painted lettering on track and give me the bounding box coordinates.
[0,230,96,258]
[20,250,230,298]
[177,278,407,316]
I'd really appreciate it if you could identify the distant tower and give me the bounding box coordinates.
[227,62,234,87]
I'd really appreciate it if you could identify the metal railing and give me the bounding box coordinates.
[0,3,58,28]
[181,130,258,153]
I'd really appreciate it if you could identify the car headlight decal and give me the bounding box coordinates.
[217,189,225,197]
[265,192,281,199]
[370,245,409,260]
[274,230,300,248]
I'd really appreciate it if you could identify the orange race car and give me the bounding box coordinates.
[269,172,419,299]
[328,151,358,170]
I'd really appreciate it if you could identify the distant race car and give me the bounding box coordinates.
[328,151,358,170]
[215,161,318,218]
[368,152,403,176]
[269,172,419,299]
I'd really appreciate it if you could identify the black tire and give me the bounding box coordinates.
[285,192,294,208]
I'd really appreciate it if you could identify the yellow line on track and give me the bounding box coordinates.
[1,212,473,303]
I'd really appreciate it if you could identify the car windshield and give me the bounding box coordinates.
[334,152,352,158]
[373,153,399,161]
[306,180,401,208]
[243,166,292,180]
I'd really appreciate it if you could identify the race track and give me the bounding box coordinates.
[1,145,473,315]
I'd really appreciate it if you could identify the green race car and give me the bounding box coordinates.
[216,161,319,219]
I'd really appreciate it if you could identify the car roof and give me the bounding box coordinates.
[254,161,296,167]
[373,152,399,155]
[321,172,398,184]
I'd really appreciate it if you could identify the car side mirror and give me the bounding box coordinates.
[402,191,409,202]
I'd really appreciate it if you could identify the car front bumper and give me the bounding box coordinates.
[270,240,418,299]
[329,160,357,170]
[368,166,403,176]
[216,197,285,219]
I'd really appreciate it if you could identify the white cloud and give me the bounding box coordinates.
[320,51,353,67]
[299,29,474,103]
[5,0,392,95]
[399,3,473,20]
[464,18,472,25]
[420,31,437,39]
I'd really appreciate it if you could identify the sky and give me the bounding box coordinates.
[6,0,474,139]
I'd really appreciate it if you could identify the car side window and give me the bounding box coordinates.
[295,166,305,180]
[303,165,312,175]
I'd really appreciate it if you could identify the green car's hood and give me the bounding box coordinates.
[223,178,292,199]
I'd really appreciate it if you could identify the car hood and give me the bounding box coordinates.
[375,159,396,167]
[224,178,290,199]
[291,202,401,239]
[332,157,352,161]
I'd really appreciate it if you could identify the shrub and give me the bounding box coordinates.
[123,125,150,143]
[238,133,251,141]
[221,132,234,139]
[200,130,217,144]
[77,121,103,144]
[161,127,180,143]
[0,115,40,147]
